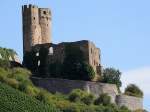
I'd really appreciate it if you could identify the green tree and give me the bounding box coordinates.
[125,84,143,98]
[62,44,95,81]
[101,68,122,90]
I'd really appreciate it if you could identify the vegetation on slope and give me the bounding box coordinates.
[0,48,145,112]
[0,82,59,112]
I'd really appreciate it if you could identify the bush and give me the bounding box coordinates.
[25,85,40,97]
[5,78,19,89]
[0,59,10,68]
[81,94,95,105]
[12,67,31,77]
[101,68,122,91]
[61,44,96,81]
[0,67,9,81]
[69,89,85,102]
[94,93,111,106]
[69,89,95,105]
[125,84,143,98]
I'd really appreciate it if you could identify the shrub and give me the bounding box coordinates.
[94,93,111,106]
[12,67,31,78]
[81,94,95,105]
[0,59,10,68]
[101,67,122,91]
[69,89,85,102]
[5,78,19,89]
[69,89,95,105]
[62,44,96,81]
[125,84,143,98]
[25,85,40,97]
[0,67,8,81]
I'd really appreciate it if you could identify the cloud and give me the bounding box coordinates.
[121,66,150,111]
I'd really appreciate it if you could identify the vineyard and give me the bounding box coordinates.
[0,82,60,112]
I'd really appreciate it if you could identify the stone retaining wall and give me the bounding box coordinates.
[31,77,118,103]
[116,95,143,111]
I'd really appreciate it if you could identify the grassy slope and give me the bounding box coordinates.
[0,82,60,112]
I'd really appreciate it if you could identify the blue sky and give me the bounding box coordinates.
[0,0,149,111]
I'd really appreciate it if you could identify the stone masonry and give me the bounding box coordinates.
[31,77,143,111]
[33,40,102,77]
[22,4,52,53]
[31,77,118,103]
[116,95,143,111]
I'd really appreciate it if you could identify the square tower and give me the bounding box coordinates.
[22,4,52,54]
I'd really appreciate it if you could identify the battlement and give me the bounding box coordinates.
[22,4,38,10]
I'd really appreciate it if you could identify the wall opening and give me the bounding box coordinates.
[43,11,46,14]
[49,47,53,55]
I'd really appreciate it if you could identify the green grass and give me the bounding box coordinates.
[0,82,60,112]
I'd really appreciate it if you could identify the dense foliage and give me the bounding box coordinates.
[61,44,95,81]
[0,47,17,60]
[125,84,143,98]
[101,68,122,91]
[0,82,59,112]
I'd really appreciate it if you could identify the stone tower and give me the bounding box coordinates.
[22,4,52,53]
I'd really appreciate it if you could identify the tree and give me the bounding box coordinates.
[101,68,122,90]
[61,44,95,81]
[125,84,143,98]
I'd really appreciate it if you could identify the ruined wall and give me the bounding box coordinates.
[22,4,51,53]
[88,41,101,76]
[46,40,101,76]
[31,77,118,103]
[116,95,143,111]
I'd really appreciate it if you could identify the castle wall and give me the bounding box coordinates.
[116,95,143,111]
[31,77,118,103]
[88,41,101,77]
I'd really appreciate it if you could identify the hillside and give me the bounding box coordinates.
[0,82,59,112]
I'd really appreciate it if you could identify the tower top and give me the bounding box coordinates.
[22,4,52,53]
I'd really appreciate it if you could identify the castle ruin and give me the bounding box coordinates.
[22,4,102,77]
[22,4,143,111]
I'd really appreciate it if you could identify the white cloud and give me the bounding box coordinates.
[121,66,150,110]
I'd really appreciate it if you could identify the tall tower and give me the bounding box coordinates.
[22,4,52,53]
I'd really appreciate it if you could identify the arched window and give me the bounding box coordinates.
[38,60,40,66]
[48,47,53,55]
[36,52,39,56]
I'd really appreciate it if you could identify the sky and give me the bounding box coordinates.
[0,0,149,111]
